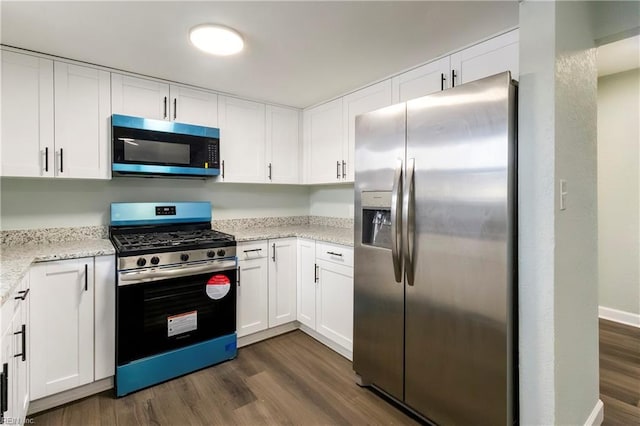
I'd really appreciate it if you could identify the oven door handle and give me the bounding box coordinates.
[118,260,237,285]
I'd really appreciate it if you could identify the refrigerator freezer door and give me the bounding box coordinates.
[353,103,406,401]
[404,72,516,425]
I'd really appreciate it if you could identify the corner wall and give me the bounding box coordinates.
[597,69,640,317]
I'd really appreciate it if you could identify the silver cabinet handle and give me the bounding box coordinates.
[268,163,272,181]
[173,98,177,120]
[342,161,346,178]
[337,161,341,179]
[326,251,343,257]
[243,248,262,253]
[272,243,276,262]
[222,160,225,178]
[163,96,168,119]
[314,263,319,283]
[390,158,403,283]
[403,158,416,286]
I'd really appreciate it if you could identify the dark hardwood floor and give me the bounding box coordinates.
[31,331,418,425]
[600,318,640,426]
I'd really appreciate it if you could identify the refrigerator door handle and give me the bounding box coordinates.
[403,158,416,285]
[390,158,403,282]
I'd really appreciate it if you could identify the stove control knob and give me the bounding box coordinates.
[180,254,189,262]
[217,249,226,257]
[137,258,147,267]
[207,250,216,258]
[150,256,160,265]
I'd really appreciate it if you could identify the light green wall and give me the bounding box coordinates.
[598,68,640,315]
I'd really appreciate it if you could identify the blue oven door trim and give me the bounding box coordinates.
[115,332,237,397]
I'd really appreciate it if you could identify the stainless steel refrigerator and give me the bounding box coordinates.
[353,72,517,425]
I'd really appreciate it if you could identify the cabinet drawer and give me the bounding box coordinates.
[315,242,353,267]
[1,275,28,331]
[237,241,269,261]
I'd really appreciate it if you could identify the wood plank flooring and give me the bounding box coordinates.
[31,331,418,425]
[600,319,640,426]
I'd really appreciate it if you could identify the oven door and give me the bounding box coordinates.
[117,260,236,366]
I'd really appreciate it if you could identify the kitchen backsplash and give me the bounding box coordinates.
[1,216,354,246]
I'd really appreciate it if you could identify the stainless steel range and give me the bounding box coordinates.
[110,202,238,397]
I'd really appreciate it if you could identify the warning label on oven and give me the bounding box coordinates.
[168,310,198,337]
[206,274,231,300]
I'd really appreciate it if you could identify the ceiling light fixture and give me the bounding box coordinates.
[189,24,244,56]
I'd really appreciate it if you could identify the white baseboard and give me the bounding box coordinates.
[298,324,352,361]
[237,322,298,348]
[28,377,114,415]
[584,399,604,426]
[599,306,640,328]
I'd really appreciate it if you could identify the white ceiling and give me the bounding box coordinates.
[597,34,640,77]
[1,1,518,108]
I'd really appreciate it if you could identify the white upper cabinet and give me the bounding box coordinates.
[391,56,451,103]
[170,85,218,127]
[342,79,392,182]
[266,105,300,184]
[111,74,218,127]
[111,74,170,120]
[450,29,519,86]
[54,62,111,179]
[303,98,343,184]
[218,96,266,183]
[1,50,54,177]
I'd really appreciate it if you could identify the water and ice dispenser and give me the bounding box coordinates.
[361,191,392,249]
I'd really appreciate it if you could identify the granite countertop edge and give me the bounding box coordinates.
[0,225,353,307]
[0,239,116,306]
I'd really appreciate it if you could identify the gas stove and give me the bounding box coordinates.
[109,202,237,271]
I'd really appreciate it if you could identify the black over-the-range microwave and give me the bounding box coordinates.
[111,114,220,178]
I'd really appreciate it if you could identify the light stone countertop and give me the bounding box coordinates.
[0,239,115,306]
[0,224,354,306]
[214,224,354,247]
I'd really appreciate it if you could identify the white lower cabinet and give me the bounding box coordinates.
[268,238,297,327]
[296,239,316,329]
[29,255,115,401]
[296,240,354,354]
[0,274,30,424]
[237,241,269,337]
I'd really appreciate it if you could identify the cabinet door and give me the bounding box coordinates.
[316,259,354,352]
[303,98,343,184]
[94,255,115,381]
[268,238,297,327]
[1,50,54,177]
[170,85,218,127]
[296,239,316,329]
[54,62,111,179]
[218,96,266,183]
[342,80,393,182]
[1,316,16,423]
[266,105,300,184]
[450,29,519,86]
[111,73,170,120]
[237,255,269,337]
[30,258,94,399]
[14,275,29,420]
[391,56,451,103]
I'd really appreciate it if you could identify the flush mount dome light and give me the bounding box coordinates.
[189,24,244,56]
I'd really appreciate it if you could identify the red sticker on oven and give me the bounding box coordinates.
[206,274,231,300]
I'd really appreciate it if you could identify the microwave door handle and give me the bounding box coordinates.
[390,159,403,283]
